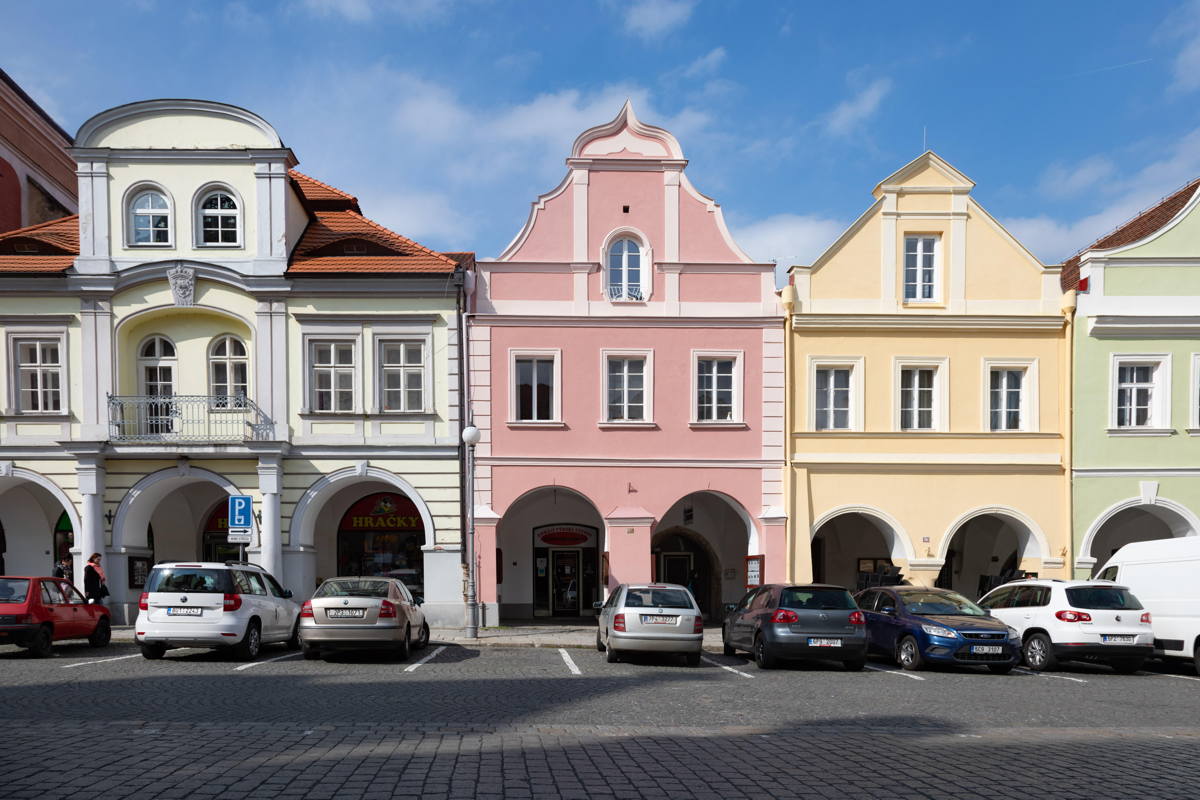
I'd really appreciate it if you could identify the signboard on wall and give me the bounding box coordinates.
[128,557,151,589]
[745,555,764,589]
[533,524,597,548]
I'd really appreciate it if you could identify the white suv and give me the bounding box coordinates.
[135,561,300,661]
[978,579,1153,674]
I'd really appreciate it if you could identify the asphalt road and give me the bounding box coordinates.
[2,638,1200,799]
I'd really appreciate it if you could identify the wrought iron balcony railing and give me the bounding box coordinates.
[108,394,274,443]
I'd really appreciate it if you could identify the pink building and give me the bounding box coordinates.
[467,103,785,622]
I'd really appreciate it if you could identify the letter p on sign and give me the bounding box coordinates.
[228,495,253,529]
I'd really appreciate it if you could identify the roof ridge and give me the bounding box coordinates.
[288,169,357,202]
[0,214,79,240]
[346,210,458,267]
[1066,177,1200,263]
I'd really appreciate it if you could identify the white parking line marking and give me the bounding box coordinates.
[61,654,141,669]
[403,645,446,673]
[864,664,925,681]
[1012,667,1087,683]
[1143,672,1200,683]
[558,648,581,675]
[234,652,302,671]
[700,655,754,679]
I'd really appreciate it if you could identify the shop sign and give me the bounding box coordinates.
[340,493,423,532]
[534,524,596,548]
[745,554,764,589]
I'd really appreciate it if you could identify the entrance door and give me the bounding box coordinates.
[660,552,692,587]
[550,549,581,616]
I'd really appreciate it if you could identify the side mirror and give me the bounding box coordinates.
[283,589,294,599]
[723,602,738,613]
[413,595,424,606]
[592,601,604,609]
[881,606,896,616]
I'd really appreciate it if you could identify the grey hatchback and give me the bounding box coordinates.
[595,583,704,666]
[723,584,867,670]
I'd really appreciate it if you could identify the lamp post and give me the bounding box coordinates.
[461,424,482,638]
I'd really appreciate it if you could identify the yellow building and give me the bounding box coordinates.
[0,100,469,624]
[781,152,1074,597]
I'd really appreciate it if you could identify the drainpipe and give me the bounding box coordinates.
[779,280,797,582]
[1061,288,1077,578]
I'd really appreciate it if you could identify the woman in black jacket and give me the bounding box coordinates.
[83,553,109,605]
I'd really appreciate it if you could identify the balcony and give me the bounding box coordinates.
[108,395,274,443]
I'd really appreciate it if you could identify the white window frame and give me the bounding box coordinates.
[981,358,1038,433]
[691,349,744,425]
[893,357,949,432]
[601,228,653,303]
[193,184,243,248]
[807,356,864,432]
[1108,353,1171,434]
[1190,354,1200,435]
[137,335,177,395]
[303,335,361,415]
[123,183,174,248]
[600,348,654,426]
[7,330,68,416]
[208,334,250,408]
[509,348,562,425]
[376,336,432,414]
[902,234,941,304]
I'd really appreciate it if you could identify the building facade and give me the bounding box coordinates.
[0,67,75,233]
[467,103,784,622]
[783,152,1073,598]
[0,100,469,625]
[1067,178,1200,576]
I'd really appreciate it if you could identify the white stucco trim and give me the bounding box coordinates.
[938,505,1052,563]
[0,467,82,541]
[811,505,916,563]
[190,182,245,250]
[74,99,284,149]
[1077,495,1200,569]
[289,465,436,550]
[111,465,259,551]
[121,180,176,249]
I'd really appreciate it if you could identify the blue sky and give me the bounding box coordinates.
[5,0,1200,272]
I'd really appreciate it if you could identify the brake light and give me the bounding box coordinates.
[1140,612,1152,624]
[770,609,799,624]
[223,593,242,612]
[849,610,865,625]
[299,601,313,618]
[138,592,149,611]
[693,615,704,633]
[614,613,626,632]
[1055,609,1092,622]
[379,600,397,618]
[19,613,36,624]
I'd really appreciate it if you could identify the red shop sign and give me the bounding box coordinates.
[534,524,596,548]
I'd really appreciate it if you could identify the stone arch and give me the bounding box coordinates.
[289,465,436,551]
[810,504,915,562]
[1079,496,1200,570]
[938,506,1051,564]
[111,465,258,552]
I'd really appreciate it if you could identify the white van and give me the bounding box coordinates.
[1097,537,1200,672]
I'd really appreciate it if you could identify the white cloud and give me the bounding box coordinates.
[1038,155,1116,199]
[294,0,449,23]
[731,213,846,286]
[624,0,696,39]
[682,47,726,78]
[1165,0,1200,93]
[823,77,892,137]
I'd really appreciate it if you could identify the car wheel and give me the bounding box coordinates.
[595,629,606,652]
[843,657,865,672]
[140,643,166,660]
[27,625,53,658]
[88,618,111,648]
[301,643,321,660]
[416,622,430,650]
[1022,633,1057,672]
[897,636,923,671]
[685,651,701,667]
[722,627,736,657]
[286,621,301,650]
[1111,658,1144,675]
[605,635,620,663]
[1194,643,1200,676]
[753,635,776,670]
[395,626,411,661]
[234,620,262,661]
[987,664,1014,675]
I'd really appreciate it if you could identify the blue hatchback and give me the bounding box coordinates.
[854,586,1021,673]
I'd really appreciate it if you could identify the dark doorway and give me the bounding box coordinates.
[652,528,718,619]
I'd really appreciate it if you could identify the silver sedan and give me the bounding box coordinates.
[299,577,429,660]
[595,583,704,666]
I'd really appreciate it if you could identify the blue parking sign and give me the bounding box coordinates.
[228,495,253,529]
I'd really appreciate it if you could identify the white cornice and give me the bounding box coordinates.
[478,456,779,469]
[470,315,781,328]
[789,314,1063,330]
[791,452,1061,466]
[1089,315,1200,337]
[74,99,284,148]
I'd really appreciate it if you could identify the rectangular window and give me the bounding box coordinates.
[696,358,735,421]
[903,235,938,301]
[989,368,1025,431]
[606,357,645,421]
[310,341,355,412]
[380,340,425,412]
[516,357,555,421]
[15,338,63,413]
[900,367,935,430]
[1116,364,1155,428]
[814,367,851,430]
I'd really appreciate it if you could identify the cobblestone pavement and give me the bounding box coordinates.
[3,639,1200,798]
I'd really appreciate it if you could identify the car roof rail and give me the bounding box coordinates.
[223,560,260,568]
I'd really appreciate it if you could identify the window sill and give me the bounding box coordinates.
[2,412,71,420]
[196,243,244,249]
[299,410,364,418]
[1187,428,1200,437]
[597,421,657,429]
[895,428,946,434]
[606,298,649,304]
[810,427,859,433]
[125,243,173,248]
[901,301,944,308]
[506,420,567,428]
[1106,427,1176,437]
[688,421,748,429]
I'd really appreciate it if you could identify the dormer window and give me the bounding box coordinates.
[197,189,240,246]
[607,237,645,301]
[129,190,171,245]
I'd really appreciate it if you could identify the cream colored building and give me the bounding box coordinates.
[0,100,469,624]
[782,152,1074,597]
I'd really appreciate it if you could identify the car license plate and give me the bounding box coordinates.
[808,638,842,647]
[971,645,1003,655]
[1102,635,1135,644]
[327,608,366,619]
[641,615,677,624]
[166,607,202,616]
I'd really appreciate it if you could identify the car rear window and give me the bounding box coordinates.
[147,568,231,593]
[781,588,855,610]
[624,588,694,609]
[1066,586,1142,610]
[0,578,30,603]
[315,579,391,598]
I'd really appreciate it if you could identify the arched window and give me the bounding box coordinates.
[607,238,644,301]
[209,335,249,407]
[129,190,171,245]
[138,336,176,435]
[197,190,240,246]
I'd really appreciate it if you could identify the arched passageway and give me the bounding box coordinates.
[1087,504,1195,576]
[811,512,900,591]
[937,513,1039,599]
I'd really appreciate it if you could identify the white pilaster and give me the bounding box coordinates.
[79,298,114,440]
[75,457,106,586]
[880,192,897,311]
[253,161,288,275]
[949,193,968,313]
[663,168,680,262]
[571,168,589,263]
[257,456,283,580]
[255,298,289,439]
[74,159,112,274]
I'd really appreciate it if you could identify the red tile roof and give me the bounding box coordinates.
[288,170,359,211]
[0,215,78,273]
[1061,178,1200,291]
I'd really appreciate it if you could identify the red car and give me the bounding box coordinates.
[0,576,112,657]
